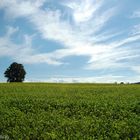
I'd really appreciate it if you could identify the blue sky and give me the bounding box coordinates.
[0,0,140,83]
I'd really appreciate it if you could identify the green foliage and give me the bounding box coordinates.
[0,83,140,139]
[4,62,26,82]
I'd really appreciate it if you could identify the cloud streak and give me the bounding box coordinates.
[26,75,140,83]
[0,0,140,74]
[65,0,103,23]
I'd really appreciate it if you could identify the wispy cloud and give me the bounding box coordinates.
[0,0,140,74]
[131,66,140,74]
[131,24,140,35]
[0,26,33,58]
[131,10,140,18]
[0,26,62,65]
[65,0,103,23]
[0,0,44,18]
[26,74,140,83]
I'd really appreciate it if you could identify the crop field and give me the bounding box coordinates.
[0,83,140,139]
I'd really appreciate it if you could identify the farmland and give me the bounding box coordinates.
[0,83,140,139]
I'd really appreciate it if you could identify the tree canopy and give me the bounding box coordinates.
[4,62,26,82]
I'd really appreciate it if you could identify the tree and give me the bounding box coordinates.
[4,62,26,82]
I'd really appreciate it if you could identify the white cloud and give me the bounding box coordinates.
[131,10,140,18]
[65,0,103,23]
[131,24,140,35]
[19,53,62,65]
[131,66,140,74]
[0,0,140,73]
[5,26,19,37]
[112,34,140,47]
[0,27,62,65]
[0,0,44,18]
[0,28,32,57]
[26,74,140,83]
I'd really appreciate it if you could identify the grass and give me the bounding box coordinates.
[0,83,140,139]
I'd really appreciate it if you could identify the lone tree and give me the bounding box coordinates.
[4,62,26,82]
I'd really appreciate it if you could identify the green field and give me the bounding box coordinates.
[0,83,140,139]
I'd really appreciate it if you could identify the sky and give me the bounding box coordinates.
[0,0,140,83]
